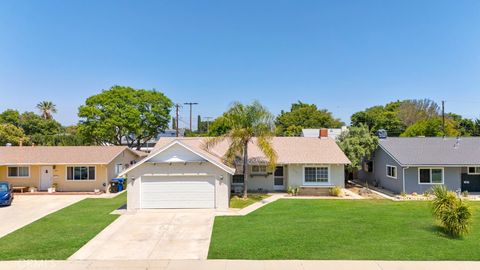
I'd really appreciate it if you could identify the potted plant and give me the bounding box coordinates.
[48,183,58,193]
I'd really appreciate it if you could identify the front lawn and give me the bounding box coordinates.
[0,192,126,260]
[209,199,480,260]
[230,193,270,209]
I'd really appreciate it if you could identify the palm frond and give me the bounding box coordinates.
[257,135,277,170]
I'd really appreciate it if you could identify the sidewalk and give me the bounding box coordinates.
[1,260,479,270]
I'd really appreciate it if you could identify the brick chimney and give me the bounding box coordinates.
[319,128,328,139]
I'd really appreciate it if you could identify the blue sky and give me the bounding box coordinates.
[1,0,480,128]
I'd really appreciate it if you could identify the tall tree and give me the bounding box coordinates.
[351,101,405,136]
[0,124,27,146]
[337,124,378,172]
[275,101,343,136]
[205,101,277,199]
[0,109,21,127]
[36,101,57,120]
[397,99,440,126]
[448,113,480,136]
[78,86,173,149]
[207,115,232,136]
[401,118,460,137]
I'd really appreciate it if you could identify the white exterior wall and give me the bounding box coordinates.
[126,162,230,210]
[247,174,274,191]
[287,164,345,188]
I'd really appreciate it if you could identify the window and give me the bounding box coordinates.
[304,166,329,184]
[364,161,374,173]
[67,166,95,181]
[114,164,123,175]
[8,166,29,177]
[468,167,480,175]
[251,165,267,174]
[419,168,444,184]
[232,175,244,184]
[386,165,397,179]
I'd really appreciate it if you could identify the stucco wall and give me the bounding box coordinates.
[125,162,230,210]
[359,147,404,194]
[287,164,345,188]
[55,165,108,192]
[0,165,40,188]
[0,165,108,192]
[404,167,461,193]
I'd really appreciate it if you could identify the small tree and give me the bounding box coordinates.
[431,185,472,237]
[337,124,378,172]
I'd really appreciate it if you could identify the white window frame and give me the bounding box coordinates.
[386,165,397,179]
[114,163,123,175]
[467,166,480,175]
[251,165,267,174]
[418,167,444,185]
[7,166,30,178]
[66,165,96,181]
[302,165,331,186]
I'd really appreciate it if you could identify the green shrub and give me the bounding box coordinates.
[431,185,473,237]
[431,185,457,219]
[440,199,472,237]
[329,186,342,197]
[400,192,406,197]
[423,191,430,197]
[462,191,469,198]
[287,186,300,196]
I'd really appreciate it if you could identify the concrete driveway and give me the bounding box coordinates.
[0,195,88,237]
[70,210,215,260]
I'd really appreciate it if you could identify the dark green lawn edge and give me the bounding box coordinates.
[0,192,126,260]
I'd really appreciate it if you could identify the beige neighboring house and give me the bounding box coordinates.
[121,135,350,210]
[0,146,145,192]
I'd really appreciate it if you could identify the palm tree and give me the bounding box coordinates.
[36,101,57,119]
[205,101,277,199]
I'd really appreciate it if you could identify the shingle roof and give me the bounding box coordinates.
[152,137,351,165]
[0,146,140,165]
[379,137,480,166]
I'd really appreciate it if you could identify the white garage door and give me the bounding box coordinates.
[140,176,215,209]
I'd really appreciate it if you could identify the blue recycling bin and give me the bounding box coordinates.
[111,178,125,192]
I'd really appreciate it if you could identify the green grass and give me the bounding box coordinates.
[209,199,480,260]
[230,193,271,209]
[0,192,126,260]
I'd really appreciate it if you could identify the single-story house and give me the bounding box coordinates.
[359,137,480,194]
[121,136,350,210]
[0,146,145,192]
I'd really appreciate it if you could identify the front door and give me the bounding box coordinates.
[40,166,53,191]
[461,173,480,192]
[274,166,285,191]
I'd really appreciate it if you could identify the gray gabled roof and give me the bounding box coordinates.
[379,137,480,166]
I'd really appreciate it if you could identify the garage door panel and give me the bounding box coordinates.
[141,176,215,209]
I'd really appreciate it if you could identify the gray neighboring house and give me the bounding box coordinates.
[359,137,480,194]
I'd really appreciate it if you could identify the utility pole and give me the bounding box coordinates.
[442,100,445,138]
[204,116,213,134]
[175,104,181,137]
[184,102,198,131]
